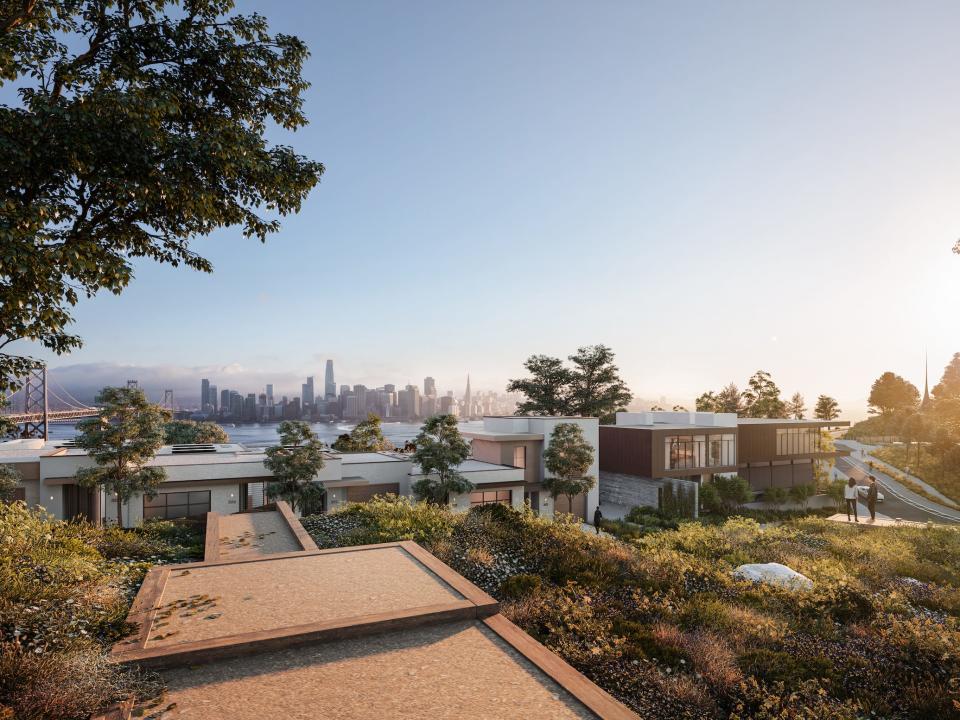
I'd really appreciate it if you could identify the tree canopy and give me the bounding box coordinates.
[868,372,920,416]
[507,345,632,423]
[331,414,393,453]
[542,422,596,512]
[785,392,806,420]
[0,463,19,502]
[264,420,325,515]
[74,386,169,527]
[696,383,743,414]
[813,395,841,421]
[411,414,472,505]
[933,353,960,401]
[164,419,229,445]
[740,370,787,419]
[0,0,323,392]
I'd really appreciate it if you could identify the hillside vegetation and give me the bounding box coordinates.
[304,497,960,719]
[0,503,202,719]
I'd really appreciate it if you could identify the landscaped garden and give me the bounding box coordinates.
[0,503,202,720]
[302,496,960,719]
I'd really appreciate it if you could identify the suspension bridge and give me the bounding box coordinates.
[2,364,101,440]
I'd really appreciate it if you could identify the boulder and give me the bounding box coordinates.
[732,562,813,591]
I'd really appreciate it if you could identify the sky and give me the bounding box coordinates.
[10,0,960,416]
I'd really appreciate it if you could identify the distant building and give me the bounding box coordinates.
[301,376,314,410]
[220,389,230,417]
[208,384,217,414]
[266,383,274,406]
[463,374,472,419]
[201,378,211,413]
[324,360,336,400]
[423,377,436,397]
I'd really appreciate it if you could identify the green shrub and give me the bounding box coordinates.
[499,573,542,599]
[738,648,836,688]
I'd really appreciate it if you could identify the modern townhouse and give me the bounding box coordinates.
[598,411,850,511]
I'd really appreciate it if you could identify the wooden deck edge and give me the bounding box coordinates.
[401,540,499,615]
[203,511,221,562]
[275,500,320,551]
[112,600,479,669]
[484,614,639,720]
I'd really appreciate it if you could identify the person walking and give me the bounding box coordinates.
[866,475,878,522]
[844,476,859,522]
[593,506,603,534]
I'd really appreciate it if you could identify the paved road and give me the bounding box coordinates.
[835,455,960,525]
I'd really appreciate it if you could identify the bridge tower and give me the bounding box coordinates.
[163,389,174,411]
[126,379,139,390]
[20,364,48,440]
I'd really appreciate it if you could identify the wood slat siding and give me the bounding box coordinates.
[599,427,653,476]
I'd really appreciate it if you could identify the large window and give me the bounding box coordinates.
[708,434,736,466]
[512,446,526,469]
[776,428,823,455]
[469,489,512,507]
[143,490,211,520]
[665,435,706,470]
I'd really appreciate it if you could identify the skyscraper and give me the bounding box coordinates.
[922,353,932,409]
[463,374,472,420]
[325,360,336,400]
[301,376,314,409]
[423,377,436,397]
[209,384,218,413]
[266,383,274,406]
[201,378,210,412]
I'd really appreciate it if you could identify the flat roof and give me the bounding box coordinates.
[155,619,600,720]
[111,514,637,720]
[410,459,522,476]
[735,418,851,426]
[603,423,737,431]
[463,431,544,442]
[339,451,410,464]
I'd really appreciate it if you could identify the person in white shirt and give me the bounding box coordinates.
[843,476,859,523]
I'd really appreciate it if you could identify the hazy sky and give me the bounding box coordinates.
[12,0,960,415]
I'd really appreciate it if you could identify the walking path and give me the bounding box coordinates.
[833,445,960,525]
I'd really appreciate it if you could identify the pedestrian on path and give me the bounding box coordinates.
[867,475,878,522]
[593,506,603,534]
[844,476,859,523]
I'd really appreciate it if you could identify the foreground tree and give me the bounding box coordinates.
[785,392,807,420]
[507,345,632,421]
[75,387,169,527]
[164,420,229,445]
[411,415,472,505]
[741,371,786,419]
[814,395,841,421]
[542,422,596,514]
[264,421,325,514]
[868,372,919,416]
[0,0,323,392]
[332,414,392,452]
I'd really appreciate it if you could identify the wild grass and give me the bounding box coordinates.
[304,496,960,719]
[0,503,201,719]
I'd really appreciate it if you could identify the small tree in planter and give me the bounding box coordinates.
[265,421,326,514]
[543,423,596,516]
[709,475,752,515]
[411,415,473,505]
[788,483,815,509]
[75,387,169,527]
[332,413,393,452]
[765,486,788,509]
